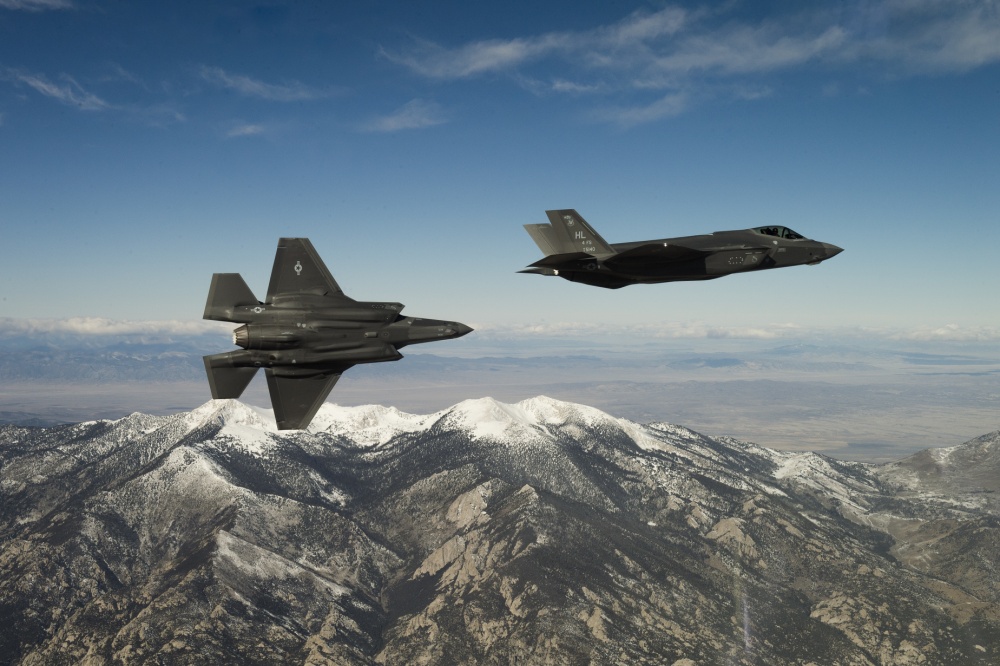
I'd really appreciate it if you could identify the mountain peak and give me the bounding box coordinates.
[187,399,277,432]
[443,395,616,442]
[3,397,999,664]
[882,429,1000,494]
[310,402,441,446]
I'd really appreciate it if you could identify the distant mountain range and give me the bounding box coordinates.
[1,397,998,664]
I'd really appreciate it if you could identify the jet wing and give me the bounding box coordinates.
[266,238,350,303]
[265,367,350,430]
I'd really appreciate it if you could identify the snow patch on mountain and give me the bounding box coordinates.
[185,399,277,433]
[216,531,349,597]
[517,395,610,429]
[311,403,441,446]
[447,397,547,442]
[443,395,621,443]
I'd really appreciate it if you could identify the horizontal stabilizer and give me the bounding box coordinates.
[204,274,259,322]
[528,251,596,268]
[517,267,558,276]
[203,355,258,399]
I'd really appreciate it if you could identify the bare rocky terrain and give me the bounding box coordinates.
[1,397,998,664]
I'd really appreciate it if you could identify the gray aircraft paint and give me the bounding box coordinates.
[203,238,472,429]
[521,209,843,289]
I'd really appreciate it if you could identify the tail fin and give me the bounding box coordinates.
[203,354,258,399]
[523,209,613,257]
[203,273,259,322]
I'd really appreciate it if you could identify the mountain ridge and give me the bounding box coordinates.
[1,396,998,664]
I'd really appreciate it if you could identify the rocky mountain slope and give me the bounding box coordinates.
[1,397,997,665]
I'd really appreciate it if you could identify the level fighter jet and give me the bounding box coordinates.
[203,238,472,429]
[520,209,843,289]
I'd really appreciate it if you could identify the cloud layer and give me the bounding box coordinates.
[0,317,229,338]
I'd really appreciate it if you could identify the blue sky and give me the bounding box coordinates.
[2,0,999,345]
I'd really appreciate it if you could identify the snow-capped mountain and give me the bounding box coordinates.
[1,397,997,665]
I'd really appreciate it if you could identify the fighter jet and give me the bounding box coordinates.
[520,209,843,289]
[203,238,472,430]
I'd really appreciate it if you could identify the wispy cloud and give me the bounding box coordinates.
[593,91,691,126]
[0,0,72,11]
[199,65,327,102]
[383,2,1000,125]
[1,66,187,126]
[379,34,569,79]
[362,98,448,132]
[4,69,109,110]
[227,123,266,138]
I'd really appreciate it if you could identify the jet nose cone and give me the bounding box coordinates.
[821,243,844,259]
[451,323,474,338]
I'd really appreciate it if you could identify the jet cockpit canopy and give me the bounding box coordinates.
[753,226,804,240]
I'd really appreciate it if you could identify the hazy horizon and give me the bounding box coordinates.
[3,324,997,463]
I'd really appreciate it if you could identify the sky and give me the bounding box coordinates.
[2,0,1000,346]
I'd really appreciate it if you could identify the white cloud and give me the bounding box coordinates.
[594,91,690,127]
[362,98,448,132]
[845,0,1000,72]
[464,321,1000,345]
[551,79,604,94]
[472,320,803,341]
[383,3,1000,125]
[651,25,847,76]
[227,123,265,138]
[595,5,688,48]
[889,323,1000,342]
[1,66,189,126]
[199,66,326,102]
[0,0,72,10]
[6,69,109,110]
[0,317,229,337]
[379,34,567,79]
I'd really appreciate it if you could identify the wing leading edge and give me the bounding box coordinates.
[266,368,349,430]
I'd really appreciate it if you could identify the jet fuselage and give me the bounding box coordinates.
[520,210,843,289]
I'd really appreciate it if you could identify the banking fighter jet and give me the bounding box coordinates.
[520,209,843,289]
[203,238,472,429]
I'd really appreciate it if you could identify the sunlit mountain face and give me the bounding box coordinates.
[1,397,998,665]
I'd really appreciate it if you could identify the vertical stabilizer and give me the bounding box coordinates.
[544,209,613,256]
[203,274,259,322]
